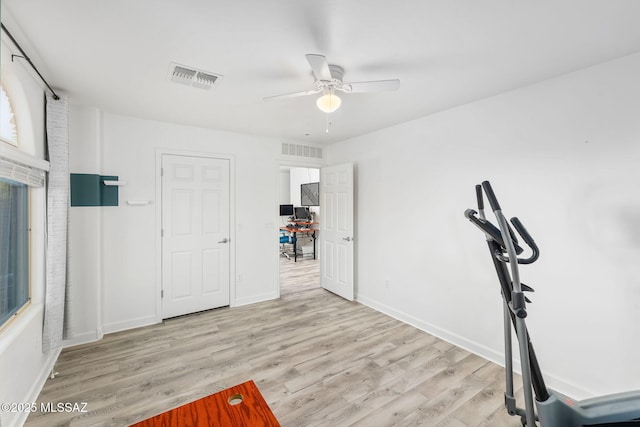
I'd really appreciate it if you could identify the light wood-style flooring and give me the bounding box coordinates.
[279,255,321,297]
[26,257,524,426]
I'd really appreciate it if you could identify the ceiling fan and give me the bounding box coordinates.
[264,54,400,113]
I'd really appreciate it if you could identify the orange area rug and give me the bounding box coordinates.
[130,380,281,427]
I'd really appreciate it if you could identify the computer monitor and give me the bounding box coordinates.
[279,204,294,216]
[294,206,310,221]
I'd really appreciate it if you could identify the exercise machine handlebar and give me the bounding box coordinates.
[510,217,539,264]
[481,180,501,212]
[464,209,526,257]
[475,184,484,212]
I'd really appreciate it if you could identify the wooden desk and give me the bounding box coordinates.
[280,223,317,262]
[291,220,318,226]
[130,380,280,427]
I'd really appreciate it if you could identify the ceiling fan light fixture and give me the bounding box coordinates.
[316,92,342,113]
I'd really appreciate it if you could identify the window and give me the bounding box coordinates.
[0,82,39,328]
[0,177,29,326]
[0,84,19,146]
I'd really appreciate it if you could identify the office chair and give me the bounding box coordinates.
[280,231,296,259]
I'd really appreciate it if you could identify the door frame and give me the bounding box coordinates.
[277,159,325,295]
[155,148,236,323]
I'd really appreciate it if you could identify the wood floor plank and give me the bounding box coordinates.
[25,258,527,426]
[350,389,429,427]
[447,368,511,426]
[405,368,491,426]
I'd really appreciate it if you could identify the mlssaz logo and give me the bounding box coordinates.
[40,402,89,413]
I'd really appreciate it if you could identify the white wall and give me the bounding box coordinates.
[325,52,640,399]
[65,105,103,346]
[279,168,291,206]
[0,37,58,427]
[65,110,287,340]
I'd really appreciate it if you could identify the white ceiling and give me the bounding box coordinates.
[3,1,640,144]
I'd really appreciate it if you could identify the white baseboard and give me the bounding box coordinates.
[233,291,279,307]
[102,315,158,335]
[356,293,504,365]
[12,347,61,427]
[63,330,103,348]
[355,293,594,399]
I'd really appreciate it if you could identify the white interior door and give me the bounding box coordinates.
[161,154,230,318]
[320,163,354,300]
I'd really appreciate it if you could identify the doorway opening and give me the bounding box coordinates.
[278,166,320,297]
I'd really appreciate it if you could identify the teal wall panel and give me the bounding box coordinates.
[70,174,119,207]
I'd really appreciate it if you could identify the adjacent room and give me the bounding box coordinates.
[279,167,320,296]
[1,1,640,426]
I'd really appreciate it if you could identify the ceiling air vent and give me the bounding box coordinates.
[169,63,222,90]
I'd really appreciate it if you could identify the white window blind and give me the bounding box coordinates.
[0,144,49,187]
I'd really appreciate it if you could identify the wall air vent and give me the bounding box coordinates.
[169,63,222,90]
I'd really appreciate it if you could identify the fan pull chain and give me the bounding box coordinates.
[325,114,331,133]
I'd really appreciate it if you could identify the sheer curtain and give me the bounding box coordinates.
[42,93,70,352]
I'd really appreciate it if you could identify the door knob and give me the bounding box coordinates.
[342,236,352,242]
[218,238,229,244]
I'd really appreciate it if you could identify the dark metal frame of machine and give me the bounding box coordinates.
[465,180,640,427]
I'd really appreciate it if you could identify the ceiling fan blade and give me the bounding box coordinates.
[305,54,332,82]
[340,79,400,93]
[263,88,321,101]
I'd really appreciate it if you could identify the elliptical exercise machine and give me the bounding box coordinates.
[465,181,640,427]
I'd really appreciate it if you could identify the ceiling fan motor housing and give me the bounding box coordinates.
[315,64,345,92]
[328,64,344,83]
